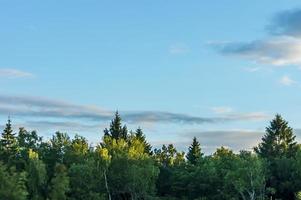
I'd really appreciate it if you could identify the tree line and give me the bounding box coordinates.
[0,112,301,200]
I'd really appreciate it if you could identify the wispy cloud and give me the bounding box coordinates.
[0,68,34,78]
[0,94,269,125]
[279,75,297,86]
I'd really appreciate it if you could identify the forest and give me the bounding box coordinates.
[0,112,301,200]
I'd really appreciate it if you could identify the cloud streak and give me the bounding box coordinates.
[215,37,301,66]
[0,94,269,125]
[0,68,34,78]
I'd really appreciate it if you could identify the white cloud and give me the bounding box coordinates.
[217,36,301,66]
[0,68,34,78]
[280,75,297,86]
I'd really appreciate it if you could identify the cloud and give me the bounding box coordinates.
[215,37,301,66]
[279,75,297,86]
[0,94,269,125]
[20,121,103,133]
[211,106,233,114]
[0,68,34,78]
[214,8,301,67]
[267,8,301,37]
[181,129,265,154]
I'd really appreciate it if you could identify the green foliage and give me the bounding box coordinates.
[68,159,105,200]
[226,151,266,200]
[26,150,47,200]
[0,118,17,164]
[1,113,301,200]
[255,114,298,159]
[186,137,202,165]
[0,162,28,200]
[133,127,152,155]
[255,114,299,199]
[104,111,128,140]
[49,164,69,200]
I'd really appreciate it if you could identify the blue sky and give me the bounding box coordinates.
[1,0,301,153]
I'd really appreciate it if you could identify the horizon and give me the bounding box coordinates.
[2,1,301,154]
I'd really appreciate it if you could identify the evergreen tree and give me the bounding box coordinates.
[135,128,152,155]
[254,114,298,159]
[186,137,202,165]
[0,118,17,164]
[254,114,299,199]
[104,111,128,140]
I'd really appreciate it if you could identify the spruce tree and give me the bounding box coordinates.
[186,137,202,165]
[0,118,17,163]
[135,128,152,155]
[254,114,298,159]
[254,114,298,200]
[104,111,128,140]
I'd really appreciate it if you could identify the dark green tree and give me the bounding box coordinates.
[254,114,299,200]
[0,162,28,200]
[186,137,202,165]
[104,111,128,140]
[26,150,47,200]
[0,118,17,164]
[254,114,298,159]
[49,164,69,200]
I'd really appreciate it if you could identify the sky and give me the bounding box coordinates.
[1,0,301,154]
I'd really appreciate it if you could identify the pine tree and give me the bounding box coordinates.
[254,114,298,159]
[104,111,128,140]
[0,118,17,163]
[186,137,202,165]
[135,128,152,155]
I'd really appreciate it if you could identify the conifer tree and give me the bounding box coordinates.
[186,137,202,165]
[0,118,17,163]
[254,114,298,159]
[254,114,299,200]
[104,111,128,140]
[135,128,152,155]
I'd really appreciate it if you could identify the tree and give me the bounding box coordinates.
[49,164,69,200]
[134,128,152,155]
[0,118,17,164]
[186,137,202,165]
[226,151,266,200]
[26,149,47,200]
[65,134,89,166]
[68,159,106,200]
[104,111,128,140]
[254,114,299,199]
[254,114,298,159]
[0,162,28,200]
